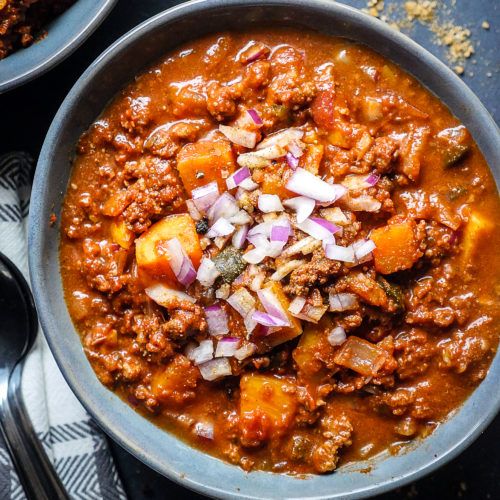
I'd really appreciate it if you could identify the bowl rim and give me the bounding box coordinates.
[0,0,117,93]
[29,0,500,498]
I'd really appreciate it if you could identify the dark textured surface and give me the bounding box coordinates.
[2,0,498,498]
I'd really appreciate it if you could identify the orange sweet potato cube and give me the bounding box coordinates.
[150,355,200,406]
[370,221,419,274]
[461,211,494,263]
[261,281,303,347]
[239,374,297,441]
[261,163,294,200]
[176,140,235,193]
[135,214,202,281]
[110,219,134,249]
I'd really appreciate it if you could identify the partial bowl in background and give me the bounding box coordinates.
[29,0,500,498]
[0,0,117,93]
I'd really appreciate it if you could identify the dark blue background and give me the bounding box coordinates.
[1,1,498,498]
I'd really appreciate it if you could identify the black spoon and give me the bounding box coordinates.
[0,251,68,500]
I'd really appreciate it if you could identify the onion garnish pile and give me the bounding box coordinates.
[147,116,381,381]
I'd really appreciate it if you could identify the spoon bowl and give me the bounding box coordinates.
[0,253,36,373]
[0,252,68,500]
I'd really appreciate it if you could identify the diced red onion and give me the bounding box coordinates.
[352,239,376,261]
[198,358,232,381]
[329,292,359,312]
[245,47,267,63]
[187,339,214,365]
[215,337,241,357]
[206,217,235,238]
[310,217,341,235]
[247,231,268,247]
[250,270,266,291]
[239,177,259,191]
[287,140,304,158]
[145,283,196,306]
[242,246,268,264]
[365,172,380,187]
[194,422,214,440]
[207,192,239,223]
[227,288,257,333]
[257,288,290,326]
[196,257,220,287]
[288,296,306,315]
[234,342,257,361]
[232,224,249,249]
[286,152,299,170]
[205,304,229,336]
[186,199,202,221]
[258,194,284,213]
[257,128,304,150]
[286,168,347,204]
[283,196,315,223]
[228,210,252,225]
[270,223,291,243]
[296,217,338,242]
[164,238,196,286]
[248,221,273,237]
[191,182,219,213]
[327,326,347,346]
[226,166,251,190]
[324,243,355,263]
[291,303,328,323]
[252,310,290,327]
[184,342,197,359]
[267,241,286,258]
[247,108,263,126]
[219,125,257,148]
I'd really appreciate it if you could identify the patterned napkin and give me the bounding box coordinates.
[0,152,126,500]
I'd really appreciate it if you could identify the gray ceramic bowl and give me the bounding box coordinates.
[0,0,117,93]
[29,1,500,498]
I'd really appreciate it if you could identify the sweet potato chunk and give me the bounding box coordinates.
[293,319,336,379]
[260,162,294,199]
[334,336,388,377]
[239,374,297,444]
[110,220,134,249]
[461,211,494,263]
[151,354,200,406]
[370,221,419,274]
[299,144,324,175]
[176,140,235,192]
[135,214,202,281]
[262,281,303,347]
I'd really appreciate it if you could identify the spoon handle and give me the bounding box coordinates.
[0,366,69,500]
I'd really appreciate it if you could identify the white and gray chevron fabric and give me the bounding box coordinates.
[0,152,126,500]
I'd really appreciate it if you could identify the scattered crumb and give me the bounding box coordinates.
[363,0,479,75]
[49,213,57,227]
[432,22,474,63]
[486,71,492,78]
[405,0,436,22]
[481,20,490,30]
